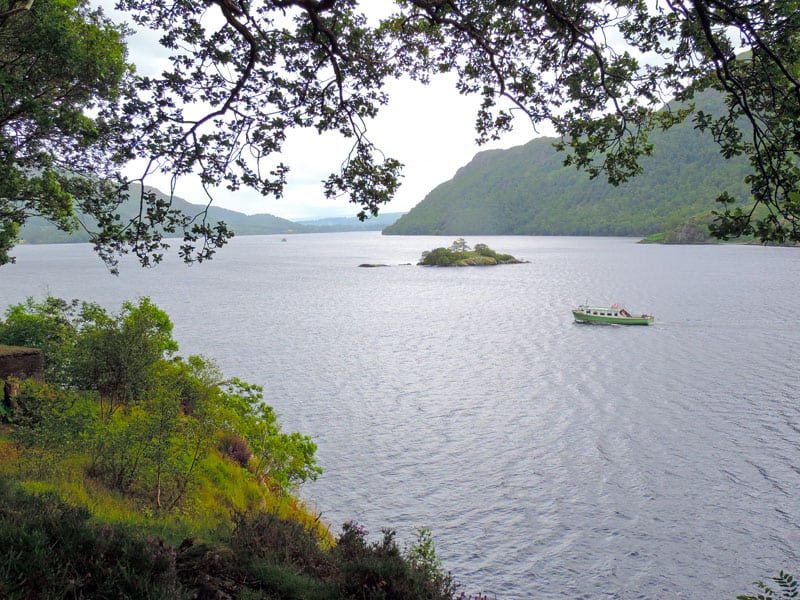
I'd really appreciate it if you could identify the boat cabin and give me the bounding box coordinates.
[577,306,631,317]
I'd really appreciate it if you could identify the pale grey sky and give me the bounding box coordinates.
[100,1,546,220]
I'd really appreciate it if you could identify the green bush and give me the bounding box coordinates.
[0,479,184,599]
[227,516,463,599]
[332,522,458,600]
[219,431,253,468]
[243,562,334,600]
[10,380,95,476]
[0,297,482,599]
[419,247,457,266]
[231,510,331,576]
[737,571,799,600]
[419,241,522,266]
[2,297,321,507]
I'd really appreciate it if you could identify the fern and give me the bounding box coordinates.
[738,571,798,600]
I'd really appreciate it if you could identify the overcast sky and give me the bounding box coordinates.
[102,1,551,221]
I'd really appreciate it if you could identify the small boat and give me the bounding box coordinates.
[572,303,654,325]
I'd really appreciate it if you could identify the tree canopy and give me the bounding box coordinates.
[0,296,322,504]
[0,0,129,266]
[2,0,800,269]
[418,239,524,265]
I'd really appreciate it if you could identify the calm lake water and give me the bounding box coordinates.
[1,233,798,599]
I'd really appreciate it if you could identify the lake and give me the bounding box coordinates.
[0,233,798,599]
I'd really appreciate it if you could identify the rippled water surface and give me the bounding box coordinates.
[1,233,799,599]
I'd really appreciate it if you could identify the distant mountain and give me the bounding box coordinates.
[383,90,752,237]
[18,183,401,244]
[296,213,405,231]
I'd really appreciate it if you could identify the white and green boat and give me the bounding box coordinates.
[572,304,654,325]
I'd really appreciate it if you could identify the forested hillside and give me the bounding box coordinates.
[384,91,752,237]
[18,183,305,244]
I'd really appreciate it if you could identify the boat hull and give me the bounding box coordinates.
[573,312,653,325]
[572,305,654,326]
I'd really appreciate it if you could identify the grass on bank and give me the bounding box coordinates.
[0,297,468,599]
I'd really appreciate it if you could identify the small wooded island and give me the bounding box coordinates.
[419,238,527,266]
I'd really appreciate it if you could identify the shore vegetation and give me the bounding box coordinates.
[0,296,466,599]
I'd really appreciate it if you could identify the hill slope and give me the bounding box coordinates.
[384,91,752,237]
[19,184,401,244]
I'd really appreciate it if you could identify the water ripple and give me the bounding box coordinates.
[1,235,798,599]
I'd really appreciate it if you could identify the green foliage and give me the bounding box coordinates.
[407,528,442,575]
[0,297,80,384]
[3,296,321,507]
[0,479,470,600]
[0,0,235,272]
[230,511,332,578]
[11,380,94,454]
[0,0,133,267]
[0,295,507,599]
[419,241,523,266]
[420,247,458,266]
[218,379,323,490]
[0,400,12,423]
[70,298,178,419]
[385,90,753,238]
[407,527,451,593]
[640,232,667,244]
[473,243,516,262]
[5,0,800,265]
[738,571,799,600]
[0,479,183,599]
[87,404,155,492]
[242,562,333,600]
[332,522,459,600]
[0,296,178,396]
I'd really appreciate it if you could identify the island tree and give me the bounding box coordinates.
[419,240,523,265]
[2,0,800,270]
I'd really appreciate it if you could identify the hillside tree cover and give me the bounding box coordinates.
[2,0,800,269]
[384,89,754,237]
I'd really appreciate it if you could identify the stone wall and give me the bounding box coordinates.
[0,345,44,407]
